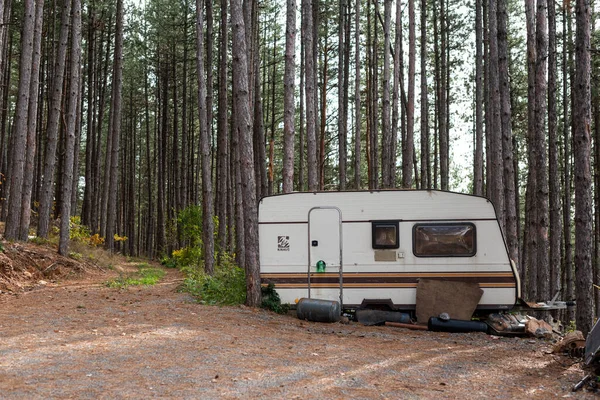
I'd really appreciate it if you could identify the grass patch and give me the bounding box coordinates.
[105,264,166,288]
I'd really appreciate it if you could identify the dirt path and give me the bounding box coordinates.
[0,266,595,399]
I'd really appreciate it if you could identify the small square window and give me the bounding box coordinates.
[372,221,399,249]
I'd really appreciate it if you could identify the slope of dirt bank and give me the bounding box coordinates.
[0,241,109,294]
[0,249,596,399]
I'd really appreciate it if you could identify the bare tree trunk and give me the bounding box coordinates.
[498,0,518,269]
[82,3,96,228]
[381,0,392,189]
[0,0,13,197]
[402,0,415,189]
[318,40,328,191]
[487,0,504,231]
[216,0,229,257]
[19,0,45,241]
[419,0,429,190]
[353,0,361,190]
[283,0,296,193]
[391,0,401,190]
[105,0,124,252]
[303,0,317,191]
[337,0,347,190]
[196,0,215,275]
[573,0,593,336]
[253,45,266,199]
[524,0,537,299]
[562,3,575,323]
[37,0,72,239]
[231,0,260,306]
[59,0,81,256]
[547,0,561,301]
[5,0,36,240]
[534,0,549,302]
[439,0,449,190]
[474,0,484,196]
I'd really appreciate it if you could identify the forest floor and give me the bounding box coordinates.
[0,241,597,399]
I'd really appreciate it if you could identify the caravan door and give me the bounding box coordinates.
[308,207,343,306]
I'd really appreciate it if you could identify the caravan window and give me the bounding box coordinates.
[372,221,399,249]
[413,223,476,257]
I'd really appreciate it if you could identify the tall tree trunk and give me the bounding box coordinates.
[381,0,392,189]
[419,0,429,190]
[82,3,96,229]
[298,40,305,191]
[59,0,82,255]
[181,0,191,211]
[487,0,504,231]
[353,0,361,190]
[282,0,296,193]
[524,0,537,299]
[196,0,215,275]
[268,37,277,195]
[338,0,347,190]
[303,0,317,191]
[255,22,267,199]
[143,51,154,257]
[562,3,575,323]
[216,0,229,256]
[534,0,549,302]
[231,0,260,307]
[5,0,36,240]
[547,0,561,301]
[573,0,593,336]
[391,0,401,190]
[498,0,518,269]
[402,0,415,189]
[369,2,378,190]
[37,0,72,239]
[105,0,124,252]
[439,0,449,190]
[318,40,328,191]
[19,0,45,241]
[474,0,484,196]
[483,0,490,198]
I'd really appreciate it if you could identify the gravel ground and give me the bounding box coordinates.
[0,266,596,399]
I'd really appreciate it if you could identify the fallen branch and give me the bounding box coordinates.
[385,321,428,331]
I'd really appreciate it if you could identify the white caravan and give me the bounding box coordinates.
[259,190,521,313]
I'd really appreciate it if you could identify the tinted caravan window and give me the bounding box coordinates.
[413,223,476,257]
[372,221,399,249]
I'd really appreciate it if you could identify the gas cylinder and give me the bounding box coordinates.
[428,317,489,333]
[296,298,341,323]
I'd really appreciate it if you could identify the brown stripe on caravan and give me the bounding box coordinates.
[260,271,516,288]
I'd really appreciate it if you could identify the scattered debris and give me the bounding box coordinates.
[553,331,585,356]
[572,374,593,392]
[525,317,554,339]
[486,313,525,335]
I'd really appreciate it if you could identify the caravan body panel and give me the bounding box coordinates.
[259,190,519,311]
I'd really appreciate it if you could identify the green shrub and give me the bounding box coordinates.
[180,254,245,305]
[261,283,289,314]
[160,256,178,269]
